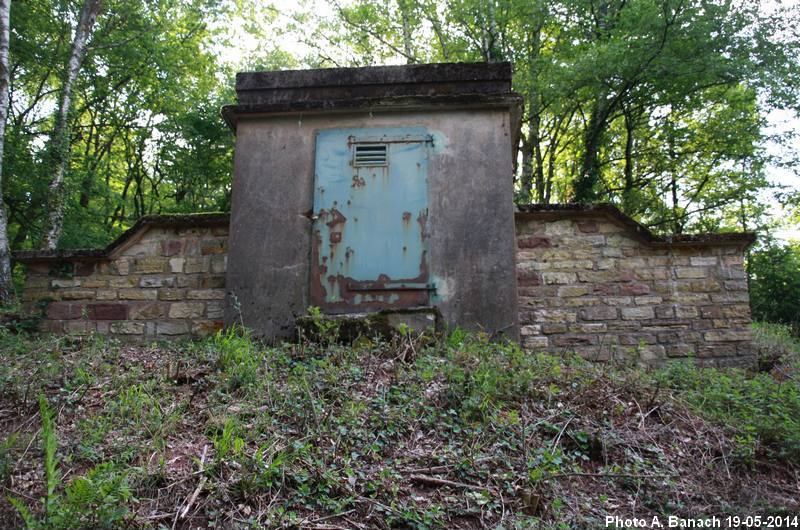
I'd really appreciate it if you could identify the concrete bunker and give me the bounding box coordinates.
[221,62,523,340]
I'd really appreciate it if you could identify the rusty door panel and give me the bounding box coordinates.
[311,127,432,312]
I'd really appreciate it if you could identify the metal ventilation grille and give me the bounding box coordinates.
[354,144,388,167]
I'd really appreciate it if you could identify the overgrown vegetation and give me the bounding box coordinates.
[0,326,798,528]
[748,241,800,333]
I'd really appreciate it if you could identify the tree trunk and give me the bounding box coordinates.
[519,132,533,200]
[41,0,102,250]
[398,0,415,63]
[621,103,637,213]
[0,0,13,304]
[573,96,610,203]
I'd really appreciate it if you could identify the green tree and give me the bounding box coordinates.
[748,241,800,331]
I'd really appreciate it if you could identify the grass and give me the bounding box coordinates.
[0,324,798,528]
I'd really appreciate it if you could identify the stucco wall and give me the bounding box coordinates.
[19,218,228,340]
[226,108,520,340]
[515,208,754,367]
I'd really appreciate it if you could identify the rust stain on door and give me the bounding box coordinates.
[311,128,433,312]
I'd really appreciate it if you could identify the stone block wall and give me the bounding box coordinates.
[515,205,756,367]
[16,207,757,367]
[16,214,229,341]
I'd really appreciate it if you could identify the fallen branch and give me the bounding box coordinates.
[409,473,493,492]
[540,472,677,481]
[179,445,208,520]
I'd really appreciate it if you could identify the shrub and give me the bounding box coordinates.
[656,362,800,464]
[748,241,800,332]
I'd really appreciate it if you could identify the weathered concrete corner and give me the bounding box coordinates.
[225,62,521,341]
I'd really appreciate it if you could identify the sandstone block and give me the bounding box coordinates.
[135,257,167,274]
[542,272,576,285]
[46,302,83,320]
[114,258,132,275]
[157,321,191,336]
[87,304,128,320]
[551,260,594,270]
[722,305,750,319]
[604,296,633,306]
[210,256,227,274]
[635,296,662,305]
[552,334,598,347]
[158,289,186,301]
[723,280,748,291]
[675,267,707,279]
[602,247,623,257]
[111,321,145,335]
[690,257,718,266]
[161,239,184,256]
[201,239,227,255]
[130,303,168,320]
[675,306,699,319]
[621,306,655,320]
[64,320,96,334]
[557,285,590,297]
[619,333,657,345]
[140,276,177,288]
[169,257,185,273]
[51,279,80,288]
[169,302,205,318]
[517,269,542,286]
[579,306,618,321]
[656,306,675,318]
[545,220,574,235]
[637,344,665,361]
[80,278,108,288]
[184,257,208,274]
[571,322,607,332]
[206,301,224,319]
[60,289,95,301]
[520,324,541,336]
[704,330,752,342]
[176,275,200,288]
[109,277,137,288]
[541,323,568,334]
[532,309,577,323]
[187,289,225,300]
[118,289,158,300]
[192,320,224,337]
[710,292,749,303]
[620,283,650,295]
[200,275,226,289]
[523,336,549,349]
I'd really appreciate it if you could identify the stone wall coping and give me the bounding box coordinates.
[236,62,513,92]
[516,203,756,249]
[221,93,524,130]
[13,203,755,264]
[13,213,230,263]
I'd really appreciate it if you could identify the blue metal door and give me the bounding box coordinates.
[311,127,431,312]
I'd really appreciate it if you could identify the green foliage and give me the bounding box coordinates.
[3,329,800,527]
[10,396,132,529]
[753,322,800,371]
[305,305,341,344]
[748,241,800,331]
[656,361,800,464]
[212,326,263,392]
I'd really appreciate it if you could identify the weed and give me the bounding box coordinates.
[306,305,340,344]
[9,396,132,529]
[656,360,800,464]
[212,326,263,392]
